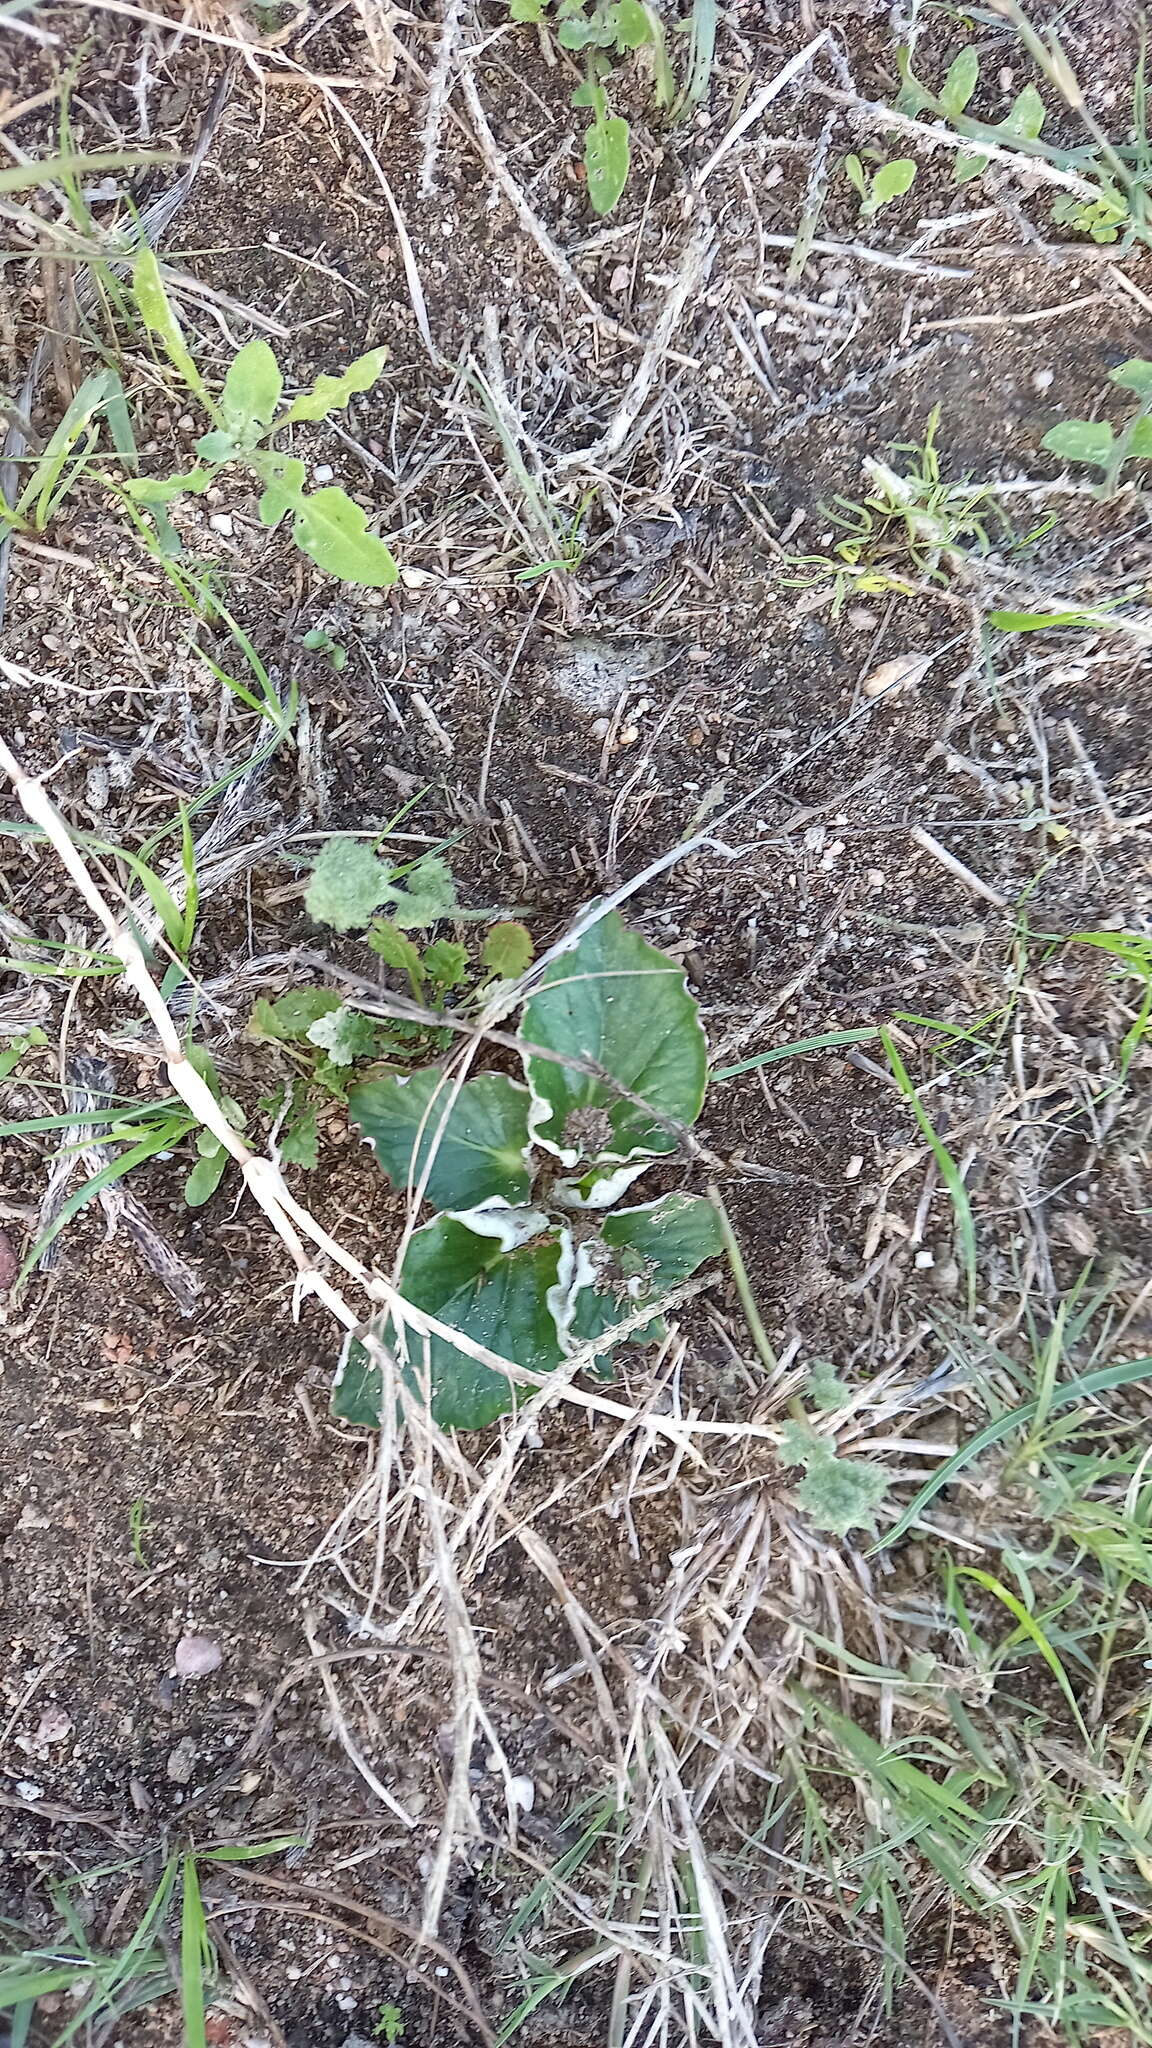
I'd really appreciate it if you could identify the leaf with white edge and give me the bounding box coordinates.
[280,347,389,425]
[250,988,342,1042]
[220,338,282,437]
[522,911,707,1167]
[257,457,306,527]
[333,1216,564,1429]
[348,1068,533,1208]
[390,853,458,929]
[563,1193,722,1358]
[1110,358,1152,396]
[482,920,534,980]
[1041,419,1115,469]
[306,837,397,931]
[585,114,630,215]
[292,487,399,587]
[306,1003,379,1066]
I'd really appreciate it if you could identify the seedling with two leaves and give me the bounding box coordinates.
[332,911,723,1430]
[843,152,917,220]
[1040,359,1152,499]
[124,249,397,586]
[508,0,672,213]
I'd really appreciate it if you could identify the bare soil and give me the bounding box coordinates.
[2,2,1151,2044]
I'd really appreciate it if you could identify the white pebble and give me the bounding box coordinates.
[509,1775,535,1812]
[174,1634,222,1679]
[312,463,335,484]
[844,1155,864,1181]
[208,513,233,537]
[914,1250,935,1269]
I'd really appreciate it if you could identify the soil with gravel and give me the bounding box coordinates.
[2,2,1151,2044]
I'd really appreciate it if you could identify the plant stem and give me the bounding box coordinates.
[707,1186,779,1376]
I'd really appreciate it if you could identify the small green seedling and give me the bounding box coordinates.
[247,841,535,1169]
[375,2005,406,2045]
[1041,359,1152,499]
[843,151,917,221]
[301,624,347,670]
[125,249,397,586]
[333,911,722,1430]
[896,38,1147,248]
[508,0,670,214]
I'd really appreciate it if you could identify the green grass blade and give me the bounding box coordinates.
[712,1026,879,1081]
[880,1026,977,1310]
[874,1354,1152,1552]
[959,1568,1089,1738]
[14,1130,181,1289]
[180,1855,209,2048]
[0,150,170,195]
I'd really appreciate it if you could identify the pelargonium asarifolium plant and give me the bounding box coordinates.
[332,911,723,1430]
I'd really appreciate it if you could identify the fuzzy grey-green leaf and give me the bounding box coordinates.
[292,487,399,587]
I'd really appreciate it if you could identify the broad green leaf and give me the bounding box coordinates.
[184,1146,227,1207]
[257,455,307,526]
[305,837,397,931]
[306,1002,380,1065]
[871,158,917,207]
[391,853,458,929]
[220,338,282,437]
[132,246,208,403]
[1127,415,1152,457]
[894,46,935,117]
[585,114,631,215]
[194,427,240,463]
[843,153,867,199]
[522,911,707,1165]
[349,1068,533,1208]
[292,486,399,586]
[940,47,979,120]
[280,347,389,425]
[333,1216,564,1429]
[953,149,988,184]
[566,1193,722,1356]
[1041,418,1114,469]
[614,0,652,49]
[249,987,342,1041]
[510,0,545,17]
[1111,358,1152,396]
[1003,82,1045,140]
[482,920,534,980]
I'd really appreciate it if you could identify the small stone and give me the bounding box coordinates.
[34,1707,72,1746]
[312,463,335,484]
[175,1634,222,1679]
[15,1780,43,1800]
[844,1155,864,1181]
[861,650,935,699]
[508,1775,535,1812]
[0,1227,17,1292]
[914,1250,935,1269]
[166,1736,198,1784]
[16,1502,50,1532]
[208,513,233,537]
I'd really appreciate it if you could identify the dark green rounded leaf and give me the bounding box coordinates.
[567,1192,722,1356]
[333,1216,564,1429]
[348,1068,533,1209]
[522,911,707,1165]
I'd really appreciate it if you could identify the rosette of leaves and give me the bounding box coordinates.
[333,912,722,1429]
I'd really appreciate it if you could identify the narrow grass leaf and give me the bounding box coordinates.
[881,1027,977,1309]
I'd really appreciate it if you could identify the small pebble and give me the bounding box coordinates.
[34,1707,72,1746]
[175,1634,222,1679]
[312,463,335,484]
[844,1155,864,1181]
[167,1736,198,1784]
[208,513,233,537]
[914,1250,935,1270]
[509,1775,535,1812]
